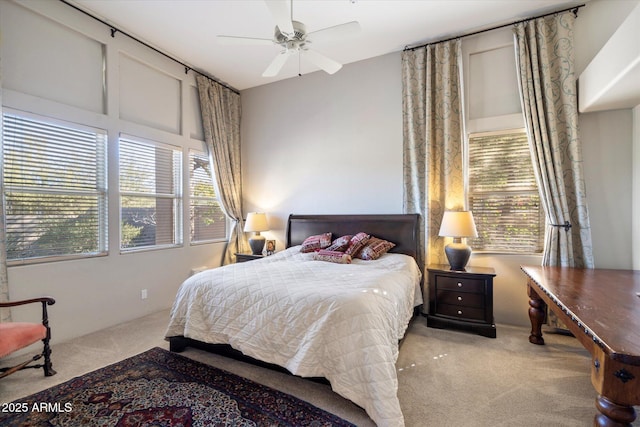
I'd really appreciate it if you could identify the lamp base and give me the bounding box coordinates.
[444,241,472,271]
[248,235,266,255]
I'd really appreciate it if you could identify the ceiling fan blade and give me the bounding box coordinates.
[262,51,292,77]
[308,21,361,44]
[302,49,342,75]
[264,0,294,35]
[217,35,274,46]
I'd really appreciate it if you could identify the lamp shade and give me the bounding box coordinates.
[438,211,478,238]
[244,212,269,232]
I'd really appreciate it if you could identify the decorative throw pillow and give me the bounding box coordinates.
[357,236,396,260]
[300,232,332,253]
[313,249,352,264]
[325,235,352,252]
[344,232,370,257]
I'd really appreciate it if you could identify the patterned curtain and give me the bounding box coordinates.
[0,53,11,322]
[196,75,249,265]
[401,40,465,309]
[514,11,594,269]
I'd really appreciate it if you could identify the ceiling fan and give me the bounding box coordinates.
[217,0,360,77]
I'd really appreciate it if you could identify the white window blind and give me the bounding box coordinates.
[2,112,107,263]
[119,137,182,250]
[189,151,226,243]
[468,130,544,253]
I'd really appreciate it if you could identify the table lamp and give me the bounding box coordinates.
[244,212,269,255]
[438,210,478,271]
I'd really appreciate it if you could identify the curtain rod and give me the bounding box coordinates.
[59,0,240,95]
[404,3,585,51]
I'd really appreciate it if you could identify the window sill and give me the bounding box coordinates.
[472,250,543,257]
[120,244,183,255]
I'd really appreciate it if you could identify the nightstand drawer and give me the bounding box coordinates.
[436,276,486,293]
[437,303,486,321]
[436,290,484,308]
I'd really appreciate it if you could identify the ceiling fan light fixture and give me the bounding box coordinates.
[275,21,306,43]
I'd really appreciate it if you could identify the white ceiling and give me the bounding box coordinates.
[71,0,585,91]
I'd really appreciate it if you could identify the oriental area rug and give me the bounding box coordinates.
[0,347,355,426]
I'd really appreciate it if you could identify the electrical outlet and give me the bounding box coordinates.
[141,289,148,300]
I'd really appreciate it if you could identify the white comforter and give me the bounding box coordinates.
[165,246,422,427]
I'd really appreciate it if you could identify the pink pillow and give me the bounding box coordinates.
[300,232,332,253]
[313,249,352,264]
[344,232,370,257]
[357,236,396,260]
[325,235,352,252]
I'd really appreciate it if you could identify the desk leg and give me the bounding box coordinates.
[594,395,637,426]
[527,283,545,345]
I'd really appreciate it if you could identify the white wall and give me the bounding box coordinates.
[576,0,640,271]
[242,0,639,327]
[580,109,633,268]
[241,52,404,249]
[575,0,639,269]
[1,0,226,343]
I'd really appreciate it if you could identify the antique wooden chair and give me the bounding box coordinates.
[0,297,56,379]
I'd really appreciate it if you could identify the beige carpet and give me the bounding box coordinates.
[1,310,638,426]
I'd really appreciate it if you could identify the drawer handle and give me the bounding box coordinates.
[457,282,463,288]
[457,310,463,315]
[457,296,463,301]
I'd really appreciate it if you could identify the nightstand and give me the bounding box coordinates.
[235,253,264,263]
[427,264,496,338]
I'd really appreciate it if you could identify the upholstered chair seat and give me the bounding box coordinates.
[0,297,56,378]
[0,322,47,358]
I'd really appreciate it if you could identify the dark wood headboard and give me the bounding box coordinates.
[286,214,421,263]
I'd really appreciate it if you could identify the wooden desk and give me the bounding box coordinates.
[521,265,640,426]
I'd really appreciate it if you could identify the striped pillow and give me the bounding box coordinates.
[325,235,352,252]
[300,232,332,253]
[313,249,352,264]
[357,236,396,260]
[344,232,370,257]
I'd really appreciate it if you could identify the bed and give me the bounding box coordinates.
[165,214,423,427]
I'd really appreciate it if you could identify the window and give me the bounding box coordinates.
[2,112,107,263]
[189,151,226,243]
[467,130,544,253]
[119,137,182,250]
